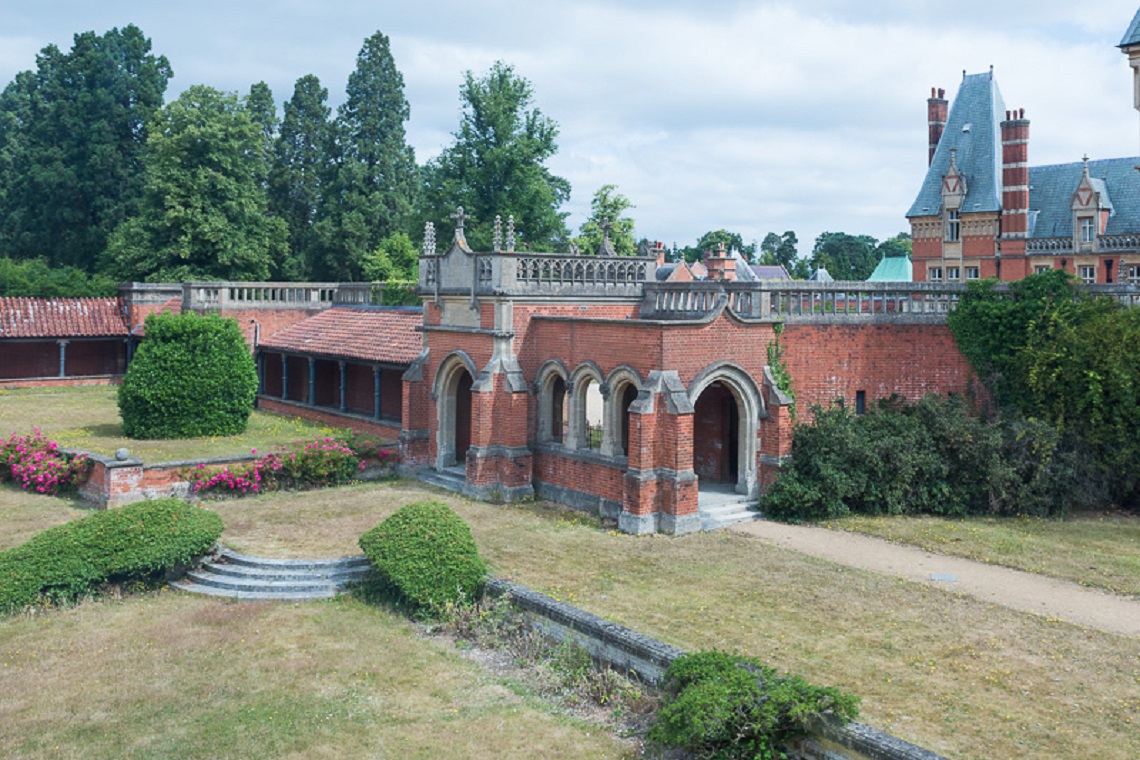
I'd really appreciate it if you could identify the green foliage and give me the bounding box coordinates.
[316,31,418,281]
[681,230,756,263]
[650,650,859,759]
[102,85,287,282]
[362,231,418,281]
[0,497,223,614]
[811,231,879,280]
[574,184,636,256]
[269,74,332,280]
[0,257,115,297]
[0,25,171,271]
[359,500,487,613]
[762,395,1085,522]
[948,271,1140,507]
[421,60,571,252]
[118,312,258,439]
[1,429,90,495]
[374,280,419,306]
[758,231,800,271]
[766,323,795,418]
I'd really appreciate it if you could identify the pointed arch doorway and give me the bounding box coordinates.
[436,356,476,472]
[688,364,762,504]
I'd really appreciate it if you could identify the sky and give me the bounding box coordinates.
[2,1,1139,258]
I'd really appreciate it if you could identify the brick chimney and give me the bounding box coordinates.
[704,242,736,282]
[1000,108,1030,260]
[928,87,948,166]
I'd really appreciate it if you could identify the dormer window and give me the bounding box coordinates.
[945,209,961,242]
[1080,217,1095,243]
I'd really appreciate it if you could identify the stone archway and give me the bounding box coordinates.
[435,354,478,470]
[688,363,763,498]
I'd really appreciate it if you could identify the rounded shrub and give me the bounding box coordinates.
[359,500,487,612]
[0,497,223,614]
[118,311,258,439]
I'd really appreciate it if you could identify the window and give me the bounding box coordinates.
[583,379,604,450]
[1129,265,1140,285]
[1079,265,1096,285]
[928,267,943,281]
[855,390,866,415]
[1080,217,1095,243]
[965,267,979,280]
[946,267,960,281]
[1034,265,1051,275]
[945,209,960,242]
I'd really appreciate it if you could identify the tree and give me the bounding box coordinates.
[680,230,756,263]
[811,232,879,280]
[0,25,171,270]
[102,85,287,282]
[874,232,912,260]
[316,32,417,281]
[362,231,418,281]
[0,257,116,297]
[244,81,277,192]
[421,61,570,252]
[269,74,331,280]
[759,230,801,269]
[574,184,636,255]
[118,312,258,438]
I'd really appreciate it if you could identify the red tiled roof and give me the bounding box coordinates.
[259,306,422,364]
[0,297,129,339]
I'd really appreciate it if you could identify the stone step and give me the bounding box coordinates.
[172,546,375,602]
[700,504,763,531]
[419,467,467,494]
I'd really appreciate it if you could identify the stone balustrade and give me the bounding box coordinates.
[183,282,342,310]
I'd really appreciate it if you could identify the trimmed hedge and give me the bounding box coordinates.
[649,650,860,759]
[0,498,223,614]
[359,500,487,612]
[118,311,258,439]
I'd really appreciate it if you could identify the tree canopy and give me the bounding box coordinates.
[421,61,570,251]
[810,232,879,280]
[575,184,636,255]
[102,85,287,282]
[0,25,171,271]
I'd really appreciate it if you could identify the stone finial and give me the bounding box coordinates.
[506,215,516,253]
[597,218,616,256]
[493,214,503,253]
[569,242,580,255]
[422,221,436,255]
[450,206,471,250]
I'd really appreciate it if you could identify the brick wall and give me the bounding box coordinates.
[257,397,400,440]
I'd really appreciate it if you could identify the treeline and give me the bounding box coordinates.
[675,230,911,280]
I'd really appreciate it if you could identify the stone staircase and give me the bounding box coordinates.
[418,465,467,495]
[172,546,372,602]
[699,485,762,531]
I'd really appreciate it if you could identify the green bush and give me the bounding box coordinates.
[649,650,859,759]
[762,395,1081,522]
[118,311,258,439]
[359,500,487,612]
[0,497,223,614]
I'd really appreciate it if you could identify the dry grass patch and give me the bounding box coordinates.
[211,481,1140,760]
[823,512,1140,596]
[0,488,89,551]
[0,385,341,463]
[0,591,631,759]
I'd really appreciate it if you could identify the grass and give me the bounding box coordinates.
[822,512,1140,597]
[0,486,89,551]
[206,481,1140,760]
[0,592,630,759]
[0,385,359,463]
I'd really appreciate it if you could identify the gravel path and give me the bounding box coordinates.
[731,520,1140,638]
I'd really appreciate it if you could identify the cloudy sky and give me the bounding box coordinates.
[3,1,1138,256]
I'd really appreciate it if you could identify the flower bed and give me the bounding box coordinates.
[0,429,90,496]
[186,433,396,497]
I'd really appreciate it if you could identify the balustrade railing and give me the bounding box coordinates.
[184,282,344,310]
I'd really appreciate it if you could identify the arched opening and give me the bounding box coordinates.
[453,370,473,466]
[693,381,740,486]
[583,378,604,450]
[619,383,638,456]
[550,376,567,443]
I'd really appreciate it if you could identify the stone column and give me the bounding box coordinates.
[373,366,382,420]
[307,357,316,406]
[281,354,289,400]
[338,361,347,412]
[57,340,69,378]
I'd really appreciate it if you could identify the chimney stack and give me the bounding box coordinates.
[927,87,948,166]
[1000,108,1030,263]
[704,242,736,282]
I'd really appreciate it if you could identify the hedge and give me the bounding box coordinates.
[0,498,223,614]
[359,500,487,612]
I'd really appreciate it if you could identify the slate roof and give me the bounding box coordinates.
[0,297,129,339]
[867,255,913,282]
[1028,158,1140,238]
[258,306,422,365]
[749,265,792,281]
[907,72,1006,218]
[1121,8,1140,48]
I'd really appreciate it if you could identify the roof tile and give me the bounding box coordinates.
[0,297,129,339]
[259,306,422,364]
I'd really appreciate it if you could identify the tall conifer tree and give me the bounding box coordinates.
[316,31,417,281]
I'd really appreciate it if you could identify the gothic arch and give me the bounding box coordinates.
[567,362,604,450]
[604,365,643,457]
[433,351,479,470]
[687,362,763,497]
[534,359,570,444]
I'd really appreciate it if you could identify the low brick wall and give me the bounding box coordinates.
[77,452,258,509]
[257,396,400,441]
[0,375,120,389]
[486,578,946,760]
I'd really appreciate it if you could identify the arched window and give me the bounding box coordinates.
[583,378,604,450]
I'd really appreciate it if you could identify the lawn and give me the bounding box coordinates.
[823,512,1140,597]
[207,481,1140,760]
[0,385,358,463]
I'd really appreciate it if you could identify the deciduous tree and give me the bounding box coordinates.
[574,184,636,255]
